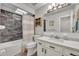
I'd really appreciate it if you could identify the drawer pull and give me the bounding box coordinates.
[70,53,77,56]
[49,46,55,49]
[62,55,64,56]
[45,49,47,54]
[42,48,44,52]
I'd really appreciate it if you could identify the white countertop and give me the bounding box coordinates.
[37,36,79,51]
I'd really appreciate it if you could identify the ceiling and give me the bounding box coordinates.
[1,3,48,15]
[24,3,47,10]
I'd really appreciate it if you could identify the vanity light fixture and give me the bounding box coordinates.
[48,5,52,10]
[47,3,71,13]
[58,5,62,8]
[51,3,56,7]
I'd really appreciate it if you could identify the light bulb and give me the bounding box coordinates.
[51,3,55,7]
[48,5,52,10]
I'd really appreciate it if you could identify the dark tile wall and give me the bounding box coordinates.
[0,9,22,43]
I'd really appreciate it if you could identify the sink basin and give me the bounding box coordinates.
[54,36,61,39]
[51,38,64,43]
[64,37,79,42]
[50,35,61,39]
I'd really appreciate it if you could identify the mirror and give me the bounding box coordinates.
[76,9,79,32]
[44,4,79,33]
[60,16,71,33]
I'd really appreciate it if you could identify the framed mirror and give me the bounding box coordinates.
[76,9,79,32]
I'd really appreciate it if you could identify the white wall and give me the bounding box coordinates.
[35,4,50,35]
[35,4,50,18]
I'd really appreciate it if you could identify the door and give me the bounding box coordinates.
[60,16,71,32]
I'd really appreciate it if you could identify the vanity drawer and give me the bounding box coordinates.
[45,42,63,53]
[63,48,79,56]
[37,40,45,46]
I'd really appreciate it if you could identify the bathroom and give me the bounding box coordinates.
[0,3,79,56]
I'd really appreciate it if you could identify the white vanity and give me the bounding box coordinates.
[36,33,79,56]
[36,4,79,56]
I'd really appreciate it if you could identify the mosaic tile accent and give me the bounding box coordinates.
[0,9,22,43]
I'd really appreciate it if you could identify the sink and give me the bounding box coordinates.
[64,37,79,42]
[42,32,79,43]
[54,36,61,39]
[48,35,64,42]
[50,34,61,39]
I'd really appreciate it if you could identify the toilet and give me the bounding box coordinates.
[25,35,40,56]
[26,42,37,56]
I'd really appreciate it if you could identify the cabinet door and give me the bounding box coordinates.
[45,42,63,56]
[63,48,79,56]
[37,41,45,56]
[44,47,61,56]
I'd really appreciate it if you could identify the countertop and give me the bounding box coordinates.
[37,36,79,51]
